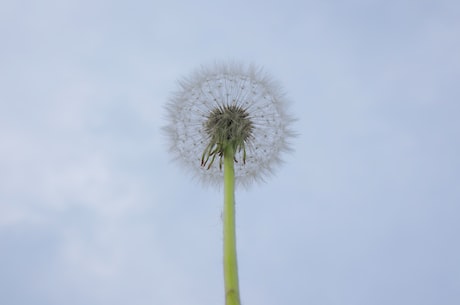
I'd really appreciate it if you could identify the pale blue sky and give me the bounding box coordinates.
[1,1,459,305]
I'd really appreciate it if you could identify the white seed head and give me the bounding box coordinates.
[163,61,296,188]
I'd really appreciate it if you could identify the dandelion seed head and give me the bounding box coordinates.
[163,61,295,188]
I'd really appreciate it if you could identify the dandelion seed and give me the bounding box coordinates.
[164,61,295,188]
[163,61,296,305]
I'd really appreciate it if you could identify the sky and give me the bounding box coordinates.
[1,0,459,304]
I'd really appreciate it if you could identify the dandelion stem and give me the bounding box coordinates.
[223,145,241,305]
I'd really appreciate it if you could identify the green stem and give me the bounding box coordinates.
[223,145,241,305]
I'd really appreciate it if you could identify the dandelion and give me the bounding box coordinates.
[163,61,295,305]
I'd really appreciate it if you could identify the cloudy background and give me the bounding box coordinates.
[1,0,459,304]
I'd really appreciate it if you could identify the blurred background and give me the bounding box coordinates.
[1,0,459,304]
